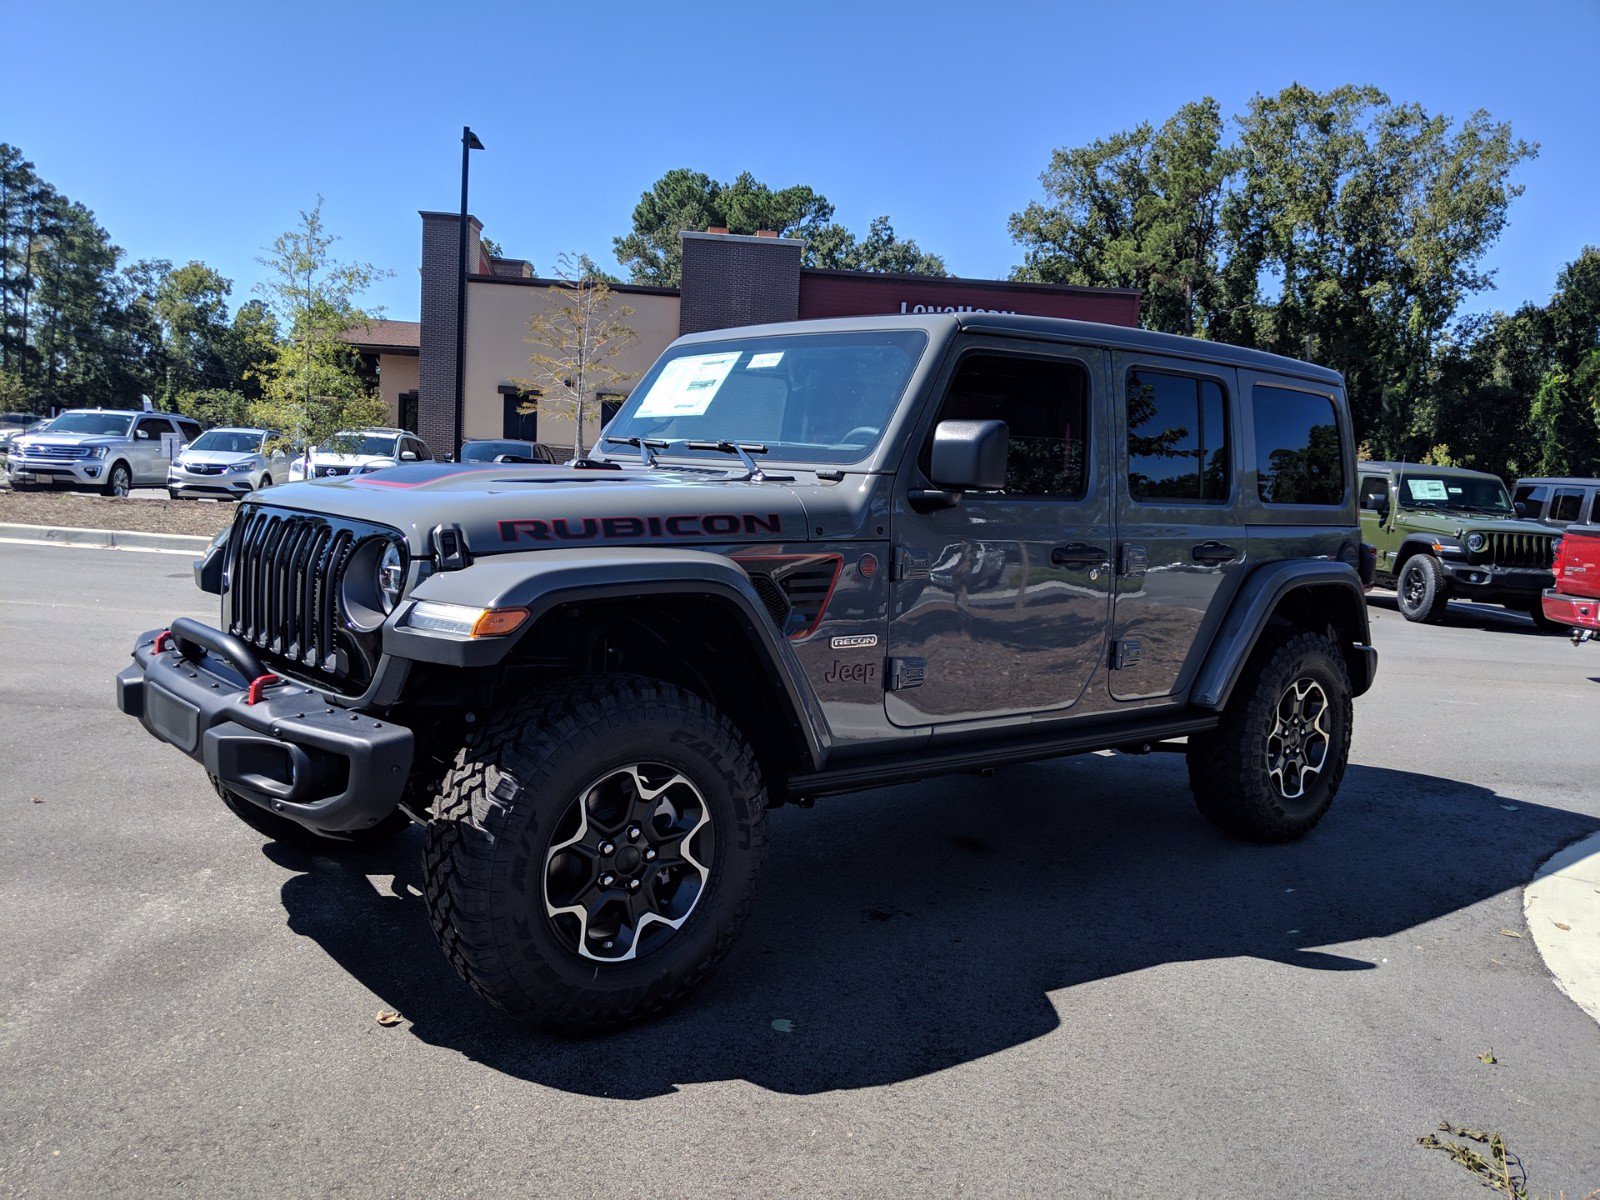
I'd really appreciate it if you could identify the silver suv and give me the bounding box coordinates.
[8,409,202,496]
[167,427,289,501]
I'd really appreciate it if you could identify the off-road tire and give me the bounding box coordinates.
[422,675,769,1033]
[1516,598,1564,633]
[1396,553,1450,624]
[1187,628,1353,842]
[103,461,132,498]
[213,777,410,848]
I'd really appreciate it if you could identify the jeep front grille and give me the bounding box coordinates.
[226,506,396,693]
[1484,532,1555,569]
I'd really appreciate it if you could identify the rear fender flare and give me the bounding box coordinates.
[1191,560,1375,711]
[384,547,828,769]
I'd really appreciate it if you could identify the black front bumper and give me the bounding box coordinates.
[116,622,412,834]
[1438,560,1552,601]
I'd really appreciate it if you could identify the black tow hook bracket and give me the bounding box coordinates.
[433,523,471,571]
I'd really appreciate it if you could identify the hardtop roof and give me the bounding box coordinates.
[1513,475,1600,487]
[672,312,1344,387]
[1359,461,1504,480]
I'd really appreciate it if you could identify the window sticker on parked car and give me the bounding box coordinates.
[1407,479,1448,500]
[635,352,741,417]
[747,352,785,369]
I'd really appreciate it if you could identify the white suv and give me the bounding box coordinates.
[288,429,433,481]
[167,427,290,500]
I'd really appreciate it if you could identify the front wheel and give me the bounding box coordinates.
[422,676,769,1032]
[1187,628,1353,842]
[1396,553,1450,623]
[103,461,132,497]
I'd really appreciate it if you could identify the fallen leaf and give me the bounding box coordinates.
[771,1018,794,1033]
[1553,921,1571,931]
[1498,929,1523,939]
[375,1010,403,1027]
[1477,1051,1497,1065]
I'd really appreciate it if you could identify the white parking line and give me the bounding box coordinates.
[0,536,197,556]
[1525,831,1600,1027]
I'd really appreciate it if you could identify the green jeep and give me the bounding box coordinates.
[1358,461,1560,628]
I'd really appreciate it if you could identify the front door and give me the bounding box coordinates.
[886,340,1113,727]
[1109,353,1246,700]
[1358,472,1398,575]
[132,415,178,483]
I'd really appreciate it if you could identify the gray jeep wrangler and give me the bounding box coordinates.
[116,314,1377,1031]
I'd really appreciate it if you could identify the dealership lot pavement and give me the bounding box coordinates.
[2,542,1598,1198]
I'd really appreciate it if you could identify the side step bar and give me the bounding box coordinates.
[784,713,1220,801]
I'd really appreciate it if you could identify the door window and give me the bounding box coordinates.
[1514,484,1548,516]
[136,416,174,441]
[1590,492,1600,525]
[1550,489,1584,522]
[1125,369,1229,503]
[927,353,1090,499]
[1253,386,1343,505]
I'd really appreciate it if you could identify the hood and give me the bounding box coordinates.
[241,461,875,553]
[1400,509,1555,538]
[15,431,122,449]
[310,450,395,466]
[178,449,257,467]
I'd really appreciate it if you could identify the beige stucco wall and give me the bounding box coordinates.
[461,279,680,455]
[377,353,419,426]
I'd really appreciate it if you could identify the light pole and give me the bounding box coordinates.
[453,125,484,459]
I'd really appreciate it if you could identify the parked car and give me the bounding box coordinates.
[7,409,201,496]
[0,411,45,456]
[288,429,433,480]
[167,427,289,501]
[1541,522,1600,642]
[1359,461,1561,628]
[1512,476,1600,527]
[458,438,560,465]
[118,312,1376,1032]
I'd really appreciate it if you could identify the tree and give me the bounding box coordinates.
[1011,99,1233,335]
[250,197,390,445]
[613,169,945,285]
[514,252,638,458]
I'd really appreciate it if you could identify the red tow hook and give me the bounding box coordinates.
[153,629,174,654]
[246,673,283,705]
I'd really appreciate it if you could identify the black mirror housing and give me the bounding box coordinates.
[929,419,1009,491]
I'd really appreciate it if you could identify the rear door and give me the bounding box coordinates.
[885,337,1113,727]
[1109,353,1245,701]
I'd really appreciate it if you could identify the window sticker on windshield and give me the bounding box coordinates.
[747,352,784,369]
[635,352,741,417]
[1407,479,1448,500]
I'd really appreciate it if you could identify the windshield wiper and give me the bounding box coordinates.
[684,440,774,481]
[602,434,668,468]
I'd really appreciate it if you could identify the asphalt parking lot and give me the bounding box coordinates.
[2,543,1597,1198]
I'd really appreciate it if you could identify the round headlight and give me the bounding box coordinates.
[377,542,404,612]
[1465,532,1487,554]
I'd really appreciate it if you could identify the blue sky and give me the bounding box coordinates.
[8,0,1598,322]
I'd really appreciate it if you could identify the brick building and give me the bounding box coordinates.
[354,215,1141,457]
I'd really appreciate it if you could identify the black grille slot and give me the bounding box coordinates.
[227,506,394,693]
[1486,532,1554,569]
[740,555,842,639]
[748,573,790,628]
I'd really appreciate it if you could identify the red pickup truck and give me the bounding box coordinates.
[1543,525,1600,642]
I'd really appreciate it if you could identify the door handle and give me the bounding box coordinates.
[1052,542,1110,567]
[1191,540,1239,564]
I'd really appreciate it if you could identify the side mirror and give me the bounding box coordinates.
[136,429,153,440]
[930,419,1009,490]
[1513,500,1532,517]
[400,450,419,462]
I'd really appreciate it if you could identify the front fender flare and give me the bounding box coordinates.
[1191,560,1375,711]
[382,547,828,770]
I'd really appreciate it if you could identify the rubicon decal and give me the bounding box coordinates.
[499,513,783,543]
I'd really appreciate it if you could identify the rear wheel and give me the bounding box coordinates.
[1187,628,1353,842]
[213,777,410,848]
[422,675,768,1032]
[103,461,132,498]
[1396,553,1450,623]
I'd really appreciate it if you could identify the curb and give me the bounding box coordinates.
[0,522,212,556]
[1524,831,1600,1028]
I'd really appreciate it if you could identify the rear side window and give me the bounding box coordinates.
[932,352,1090,499]
[1550,489,1584,522]
[1125,368,1229,503]
[1591,492,1600,525]
[1253,386,1344,505]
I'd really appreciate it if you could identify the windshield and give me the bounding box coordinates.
[41,411,135,437]
[1397,472,1512,513]
[321,433,398,457]
[190,430,263,455]
[461,440,532,462]
[602,330,928,466]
